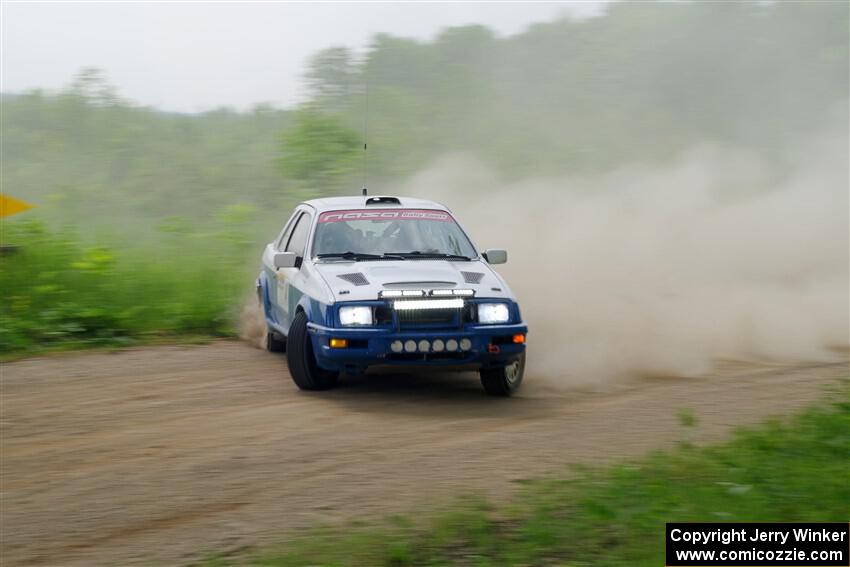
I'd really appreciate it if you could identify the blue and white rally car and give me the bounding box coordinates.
[257,194,528,396]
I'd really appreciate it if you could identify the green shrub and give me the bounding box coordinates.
[0,218,256,355]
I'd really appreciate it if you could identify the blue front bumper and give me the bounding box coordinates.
[307,322,528,372]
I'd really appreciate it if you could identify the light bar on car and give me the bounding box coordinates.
[380,289,474,300]
[393,298,465,310]
[450,289,474,296]
[430,289,454,296]
[430,289,475,297]
[379,290,426,298]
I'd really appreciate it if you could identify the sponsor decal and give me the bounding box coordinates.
[318,209,453,223]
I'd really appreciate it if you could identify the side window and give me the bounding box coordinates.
[285,212,312,256]
[275,211,299,251]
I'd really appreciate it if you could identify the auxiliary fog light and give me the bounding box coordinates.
[390,340,404,353]
[459,338,472,351]
[432,339,445,352]
[404,340,417,353]
[418,340,430,352]
[446,339,459,352]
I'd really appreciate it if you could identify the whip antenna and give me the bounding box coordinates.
[361,55,369,196]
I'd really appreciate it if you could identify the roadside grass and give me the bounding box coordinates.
[203,385,849,566]
[1,219,257,357]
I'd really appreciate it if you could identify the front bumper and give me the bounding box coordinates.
[307,322,528,372]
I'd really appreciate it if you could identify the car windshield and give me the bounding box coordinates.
[312,209,477,259]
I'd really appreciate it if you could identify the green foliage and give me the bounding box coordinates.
[303,2,848,180]
[1,71,310,356]
[677,408,697,428]
[0,218,255,356]
[1,73,297,231]
[305,47,357,110]
[202,387,850,566]
[279,108,361,187]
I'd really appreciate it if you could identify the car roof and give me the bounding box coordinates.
[301,195,451,214]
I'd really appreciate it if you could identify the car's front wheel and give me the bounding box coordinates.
[480,352,525,396]
[286,311,339,390]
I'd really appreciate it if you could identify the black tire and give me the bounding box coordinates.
[265,330,286,353]
[286,311,339,390]
[480,351,525,396]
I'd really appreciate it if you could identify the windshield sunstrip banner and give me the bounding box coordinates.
[318,209,453,223]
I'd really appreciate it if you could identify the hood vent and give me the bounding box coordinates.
[337,272,370,286]
[461,271,484,284]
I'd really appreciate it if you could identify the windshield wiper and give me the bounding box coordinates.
[395,251,473,260]
[316,251,406,261]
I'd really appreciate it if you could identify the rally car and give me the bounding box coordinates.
[256,195,527,396]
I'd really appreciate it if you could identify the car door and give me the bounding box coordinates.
[264,211,299,327]
[276,209,313,330]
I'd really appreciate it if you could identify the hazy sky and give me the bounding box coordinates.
[2,2,607,112]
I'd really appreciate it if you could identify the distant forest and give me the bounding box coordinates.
[2,1,847,229]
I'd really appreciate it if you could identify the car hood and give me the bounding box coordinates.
[312,259,515,303]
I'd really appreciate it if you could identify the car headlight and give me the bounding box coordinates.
[339,305,373,326]
[477,303,510,324]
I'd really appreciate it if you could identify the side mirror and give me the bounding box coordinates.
[273,251,298,269]
[482,249,507,265]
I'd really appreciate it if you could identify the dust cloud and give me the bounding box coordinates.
[403,129,849,384]
[239,297,268,350]
[241,130,847,385]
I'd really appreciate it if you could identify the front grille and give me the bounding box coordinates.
[337,272,369,286]
[461,271,484,284]
[393,301,475,329]
[397,308,458,327]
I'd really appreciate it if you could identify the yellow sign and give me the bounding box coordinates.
[0,195,34,218]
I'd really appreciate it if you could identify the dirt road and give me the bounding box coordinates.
[1,342,846,566]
